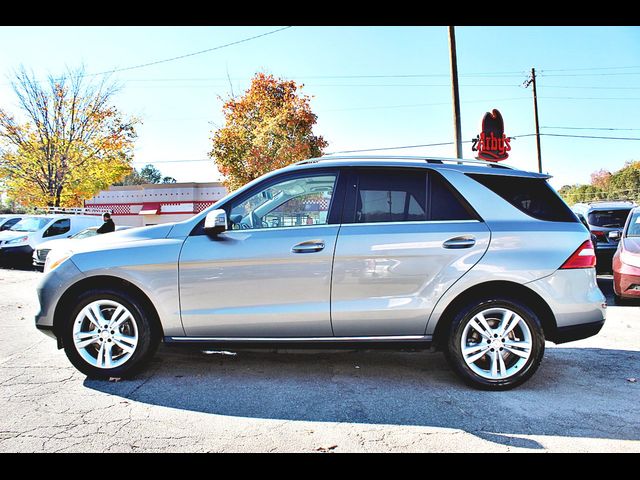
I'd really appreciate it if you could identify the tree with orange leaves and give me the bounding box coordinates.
[0,67,138,207]
[210,72,328,191]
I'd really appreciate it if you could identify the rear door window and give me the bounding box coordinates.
[467,173,578,222]
[348,169,477,223]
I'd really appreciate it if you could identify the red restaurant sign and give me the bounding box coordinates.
[471,109,511,162]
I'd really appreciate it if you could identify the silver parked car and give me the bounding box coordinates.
[35,156,606,390]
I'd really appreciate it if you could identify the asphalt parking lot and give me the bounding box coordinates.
[0,266,638,452]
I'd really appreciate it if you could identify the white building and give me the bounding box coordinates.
[84,182,228,227]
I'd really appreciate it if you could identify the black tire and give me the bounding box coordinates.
[444,297,545,391]
[61,288,160,379]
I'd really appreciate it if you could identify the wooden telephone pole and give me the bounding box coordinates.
[448,26,463,159]
[524,67,542,173]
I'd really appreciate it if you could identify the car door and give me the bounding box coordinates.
[178,168,345,337]
[330,168,491,336]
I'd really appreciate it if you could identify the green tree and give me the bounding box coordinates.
[210,72,328,191]
[114,164,177,185]
[0,67,138,207]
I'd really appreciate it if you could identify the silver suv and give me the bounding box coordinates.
[35,156,606,390]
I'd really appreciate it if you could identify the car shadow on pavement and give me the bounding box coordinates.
[84,345,640,447]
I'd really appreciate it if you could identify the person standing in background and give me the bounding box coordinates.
[96,212,115,234]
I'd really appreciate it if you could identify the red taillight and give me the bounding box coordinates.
[592,231,607,242]
[560,240,597,269]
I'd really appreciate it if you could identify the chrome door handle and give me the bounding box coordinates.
[292,240,325,253]
[443,236,476,249]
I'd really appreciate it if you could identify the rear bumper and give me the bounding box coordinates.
[526,268,606,344]
[554,319,605,344]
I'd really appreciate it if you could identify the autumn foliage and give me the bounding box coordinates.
[210,73,328,191]
[0,67,138,207]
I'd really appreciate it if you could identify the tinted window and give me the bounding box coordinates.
[588,209,631,228]
[429,173,476,221]
[43,218,71,237]
[355,172,427,223]
[0,217,21,231]
[351,170,476,223]
[467,173,578,222]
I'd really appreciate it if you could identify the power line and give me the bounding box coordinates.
[84,26,293,77]
[122,83,524,89]
[540,85,640,90]
[541,65,640,72]
[131,159,210,164]
[540,96,640,101]
[542,126,640,132]
[541,133,640,141]
[325,134,537,155]
[541,72,640,77]
[321,97,530,113]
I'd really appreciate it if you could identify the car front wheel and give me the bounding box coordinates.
[445,297,545,390]
[61,289,159,379]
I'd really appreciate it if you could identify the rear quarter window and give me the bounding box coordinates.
[467,173,578,222]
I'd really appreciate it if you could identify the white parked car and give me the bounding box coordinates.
[0,214,26,231]
[33,225,133,268]
[0,215,103,266]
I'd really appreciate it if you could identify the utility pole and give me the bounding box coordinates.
[448,26,463,159]
[524,67,542,173]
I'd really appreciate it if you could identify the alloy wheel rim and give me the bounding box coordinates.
[72,300,139,369]
[460,307,533,380]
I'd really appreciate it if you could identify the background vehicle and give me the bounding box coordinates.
[613,206,640,303]
[0,214,26,231]
[0,214,102,266]
[572,201,635,273]
[35,156,606,390]
[32,225,134,269]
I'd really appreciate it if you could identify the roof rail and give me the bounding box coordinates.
[34,206,113,215]
[295,154,514,170]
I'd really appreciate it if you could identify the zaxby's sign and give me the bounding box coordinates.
[471,109,511,162]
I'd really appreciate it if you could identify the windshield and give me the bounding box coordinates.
[626,211,640,237]
[70,227,98,239]
[9,217,51,232]
[588,209,631,228]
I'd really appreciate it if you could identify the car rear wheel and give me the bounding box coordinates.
[62,289,160,379]
[445,297,545,390]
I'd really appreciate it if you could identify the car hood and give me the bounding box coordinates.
[69,223,176,254]
[623,237,640,254]
[34,238,77,251]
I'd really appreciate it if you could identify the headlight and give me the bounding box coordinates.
[44,249,73,273]
[5,235,29,245]
[620,250,640,269]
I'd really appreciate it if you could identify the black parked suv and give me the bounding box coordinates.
[572,201,636,273]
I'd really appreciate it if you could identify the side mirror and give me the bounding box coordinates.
[204,209,228,235]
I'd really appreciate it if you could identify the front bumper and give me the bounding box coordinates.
[613,259,640,298]
[34,258,85,345]
[0,245,34,262]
